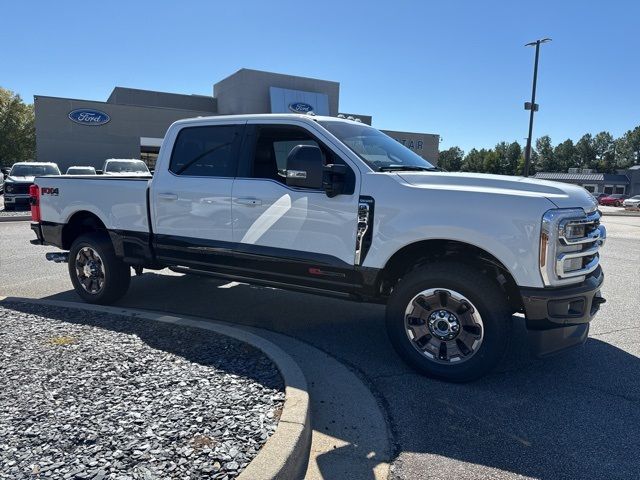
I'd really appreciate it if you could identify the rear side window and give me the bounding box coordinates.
[169,125,242,177]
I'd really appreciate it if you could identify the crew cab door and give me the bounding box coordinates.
[231,120,360,287]
[150,121,244,264]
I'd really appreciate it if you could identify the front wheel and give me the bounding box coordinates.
[68,233,131,304]
[386,262,512,382]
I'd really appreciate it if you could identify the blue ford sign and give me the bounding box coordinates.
[68,109,111,126]
[288,102,314,113]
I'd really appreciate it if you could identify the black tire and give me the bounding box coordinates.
[3,204,13,211]
[68,232,131,304]
[386,262,511,382]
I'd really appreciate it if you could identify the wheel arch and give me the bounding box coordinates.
[379,239,523,312]
[61,211,108,250]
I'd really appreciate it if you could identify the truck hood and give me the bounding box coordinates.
[396,171,598,211]
[6,176,35,183]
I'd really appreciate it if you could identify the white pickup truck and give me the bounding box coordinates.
[29,114,607,381]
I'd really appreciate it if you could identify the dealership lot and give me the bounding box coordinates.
[1,217,639,479]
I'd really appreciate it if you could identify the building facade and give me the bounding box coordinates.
[534,166,640,196]
[35,68,439,172]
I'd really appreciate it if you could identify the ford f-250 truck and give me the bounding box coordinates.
[29,114,607,381]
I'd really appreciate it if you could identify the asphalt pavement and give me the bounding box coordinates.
[1,217,638,480]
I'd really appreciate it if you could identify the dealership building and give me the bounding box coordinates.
[34,68,439,171]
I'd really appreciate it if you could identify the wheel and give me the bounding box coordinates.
[386,262,511,382]
[68,232,131,304]
[3,204,13,211]
[615,201,621,207]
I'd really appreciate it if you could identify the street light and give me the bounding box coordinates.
[523,37,552,177]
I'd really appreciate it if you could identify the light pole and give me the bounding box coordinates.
[523,37,551,177]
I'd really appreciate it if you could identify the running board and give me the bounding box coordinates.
[169,266,362,301]
[46,252,69,263]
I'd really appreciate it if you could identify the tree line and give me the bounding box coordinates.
[439,128,640,175]
[0,87,35,168]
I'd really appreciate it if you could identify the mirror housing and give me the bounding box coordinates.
[286,145,324,189]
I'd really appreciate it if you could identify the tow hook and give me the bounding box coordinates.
[46,252,69,263]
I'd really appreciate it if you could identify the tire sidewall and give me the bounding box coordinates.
[386,264,511,382]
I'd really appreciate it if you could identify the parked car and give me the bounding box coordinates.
[66,166,97,175]
[591,192,608,202]
[622,195,640,210]
[4,162,60,210]
[599,194,629,207]
[29,114,606,382]
[103,159,151,176]
[0,169,4,194]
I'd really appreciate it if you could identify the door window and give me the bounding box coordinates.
[249,125,324,184]
[169,125,241,177]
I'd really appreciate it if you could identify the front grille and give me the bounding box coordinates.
[8,183,31,195]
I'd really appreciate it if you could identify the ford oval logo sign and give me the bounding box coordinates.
[288,102,314,113]
[68,109,111,126]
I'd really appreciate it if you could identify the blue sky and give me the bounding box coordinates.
[1,1,638,152]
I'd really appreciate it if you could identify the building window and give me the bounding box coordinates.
[604,185,614,194]
[140,146,160,170]
[582,184,596,193]
[614,186,626,194]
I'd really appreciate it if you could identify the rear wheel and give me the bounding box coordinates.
[386,262,512,382]
[68,233,131,304]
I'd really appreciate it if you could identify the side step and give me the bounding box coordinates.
[169,265,362,301]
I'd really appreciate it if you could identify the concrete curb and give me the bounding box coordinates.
[0,215,31,222]
[601,211,640,217]
[0,296,312,480]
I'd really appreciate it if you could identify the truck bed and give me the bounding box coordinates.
[35,175,151,233]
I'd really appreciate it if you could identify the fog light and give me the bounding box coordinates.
[563,257,583,272]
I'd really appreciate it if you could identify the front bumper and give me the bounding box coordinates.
[520,267,605,357]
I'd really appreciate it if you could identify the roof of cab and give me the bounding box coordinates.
[170,113,367,127]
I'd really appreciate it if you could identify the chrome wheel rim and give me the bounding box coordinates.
[404,288,484,364]
[75,247,105,294]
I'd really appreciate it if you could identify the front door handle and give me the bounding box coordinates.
[157,192,178,201]
[235,197,262,206]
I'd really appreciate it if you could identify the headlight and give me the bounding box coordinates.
[540,208,603,286]
[5,184,13,193]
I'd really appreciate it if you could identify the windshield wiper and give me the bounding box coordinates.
[378,165,440,172]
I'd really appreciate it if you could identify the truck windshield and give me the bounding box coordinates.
[10,164,60,176]
[319,121,436,172]
[105,160,149,173]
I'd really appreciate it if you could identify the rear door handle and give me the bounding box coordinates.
[235,197,262,206]
[157,192,178,201]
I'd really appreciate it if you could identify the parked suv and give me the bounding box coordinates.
[4,162,60,210]
[103,159,150,176]
[66,166,97,175]
[29,114,607,381]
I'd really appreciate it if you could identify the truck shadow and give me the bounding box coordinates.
[37,271,640,480]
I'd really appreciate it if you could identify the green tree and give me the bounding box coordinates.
[593,131,615,173]
[506,142,522,175]
[493,142,509,175]
[483,150,500,174]
[462,148,487,173]
[438,146,464,171]
[535,136,555,171]
[616,126,640,169]
[575,134,596,170]
[0,87,35,167]
[553,139,577,172]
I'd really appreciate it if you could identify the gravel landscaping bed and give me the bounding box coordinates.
[0,302,285,479]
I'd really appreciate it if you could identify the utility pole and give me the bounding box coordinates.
[523,38,551,177]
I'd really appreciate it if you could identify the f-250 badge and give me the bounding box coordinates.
[41,187,59,196]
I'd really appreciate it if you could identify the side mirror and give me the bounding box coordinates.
[286,145,324,189]
[322,164,348,198]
